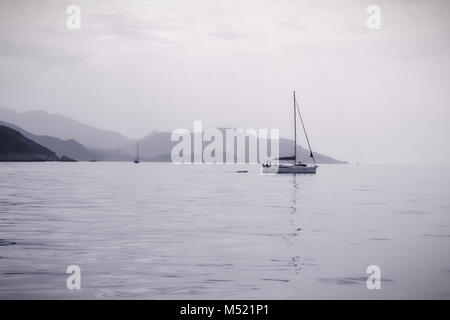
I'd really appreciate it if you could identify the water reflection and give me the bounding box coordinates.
[0,163,449,299]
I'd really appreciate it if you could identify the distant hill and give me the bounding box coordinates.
[124,129,346,164]
[278,138,346,164]
[123,131,172,159]
[0,125,60,161]
[0,121,98,161]
[0,106,345,163]
[0,106,133,149]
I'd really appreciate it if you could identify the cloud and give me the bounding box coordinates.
[0,37,89,65]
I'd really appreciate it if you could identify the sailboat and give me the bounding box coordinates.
[134,140,140,164]
[261,91,318,174]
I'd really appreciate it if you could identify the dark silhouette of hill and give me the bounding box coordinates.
[0,121,98,161]
[0,125,61,161]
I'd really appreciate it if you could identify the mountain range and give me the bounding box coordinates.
[0,106,132,150]
[0,125,71,161]
[134,129,345,164]
[0,120,98,161]
[0,106,346,163]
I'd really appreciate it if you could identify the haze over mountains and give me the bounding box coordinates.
[0,106,132,150]
[0,120,98,161]
[134,129,344,164]
[0,106,345,163]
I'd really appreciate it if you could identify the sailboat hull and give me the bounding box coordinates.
[261,164,317,174]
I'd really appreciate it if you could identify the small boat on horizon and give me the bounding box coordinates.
[134,140,140,164]
[262,91,317,174]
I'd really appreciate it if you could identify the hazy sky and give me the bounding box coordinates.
[0,0,449,164]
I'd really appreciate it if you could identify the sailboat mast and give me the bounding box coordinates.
[293,91,297,164]
[137,141,140,161]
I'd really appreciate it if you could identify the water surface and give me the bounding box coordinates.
[0,163,449,299]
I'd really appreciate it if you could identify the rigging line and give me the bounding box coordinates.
[295,99,316,166]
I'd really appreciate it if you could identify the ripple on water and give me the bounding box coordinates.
[319,277,394,285]
[421,234,450,238]
[391,210,429,215]
[0,239,16,246]
[356,202,388,205]
[352,185,379,192]
[0,163,449,299]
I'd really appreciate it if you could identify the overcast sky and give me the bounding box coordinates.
[0,0,449,164]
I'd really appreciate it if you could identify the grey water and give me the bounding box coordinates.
[0,163,449,299]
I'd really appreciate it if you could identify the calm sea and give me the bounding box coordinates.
[0,163,449,299]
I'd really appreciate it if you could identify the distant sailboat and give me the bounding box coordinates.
[134,140,140,164]
[262,91,318,174]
